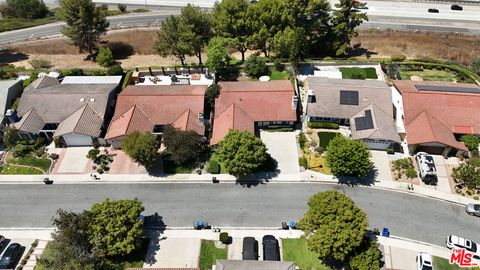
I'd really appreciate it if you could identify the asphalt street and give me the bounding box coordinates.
[0,183,479,246]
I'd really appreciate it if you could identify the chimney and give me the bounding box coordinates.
[5,109,19,124]
[292,96,299,109]
[197,112,204,125]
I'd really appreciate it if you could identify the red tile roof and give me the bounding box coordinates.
[211,80,297,144]
[394,80,480,151]
[106,85,206,140]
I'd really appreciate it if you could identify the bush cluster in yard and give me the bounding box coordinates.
[390,54,406,62]
[208,160,220,174]
[29,59,52,69]
[307,122,339,129]
[391,158,417,180]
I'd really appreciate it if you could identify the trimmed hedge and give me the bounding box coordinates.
[208,160,220,174]
[219,232,229,244]
[307,122,339,129]
[298,157,308,168]
[386,147,394,155]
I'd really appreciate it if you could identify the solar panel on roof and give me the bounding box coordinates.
[340,90,359,105]
[354,110,374,131]
[415,84,480,94]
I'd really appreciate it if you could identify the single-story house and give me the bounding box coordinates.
[215,260,296,270]
[12,75,122,146]
[105,84,206,148]
[210,80,298,145]
[306,77,400,150]
[0,79,23,124]
[393,80,480,156]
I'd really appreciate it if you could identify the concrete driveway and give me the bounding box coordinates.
[419,155,452,194]
[260,131,300,174]
[56,147,90,173]
[370,150,393,182]
[143,236,200,268]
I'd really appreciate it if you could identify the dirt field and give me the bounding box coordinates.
[3,28,480,69]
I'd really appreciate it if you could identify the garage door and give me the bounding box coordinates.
[63,133,93,146]
[415,146,445,155]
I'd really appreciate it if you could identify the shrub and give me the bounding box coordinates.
[298,132,307,148]
[309,140,317,147]
[96,47,116,67]
[49,153,59,160]
[299,157,308,168]
[467,189,474,196]
[273,59,285,71]
[244,54,269,78]
[53,137,61,148]
[472,149,480,157]
[31,239,39,247]
[307,122,339,129]
[87,149,100,160]
[219,232,229,244]
[2,0,49,19]
[456,189,462,194]
[406,168,417,179]
[20,259,27,266]
[386,147,395,154]
[315,146,324,154]
[97,168,104,174]
[13,144,34,157]
[461,134,479,151]
[474,196,479,200]
[22,72,38,88]
[107,64,124,75]
[122,70,132,90]
[35,146,45,157]
[89,69,107,76]
[29,59,51,69]
[208,160,220,174]
[63,68,84,76]
[117,3,127,12]
[390,54,407,62]
[34,137,47,149]
[323,56,333,61]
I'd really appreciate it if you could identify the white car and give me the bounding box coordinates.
[415,152,438,185]
[446,235,479,255]
[416,252,433,270]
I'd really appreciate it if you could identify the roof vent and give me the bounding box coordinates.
[80,98,85,102]
[90,98,95,102]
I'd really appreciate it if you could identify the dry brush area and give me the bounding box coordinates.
[3,28,480,69]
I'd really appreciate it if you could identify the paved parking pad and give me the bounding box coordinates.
[260,131,300,174]
[143,237,200,268]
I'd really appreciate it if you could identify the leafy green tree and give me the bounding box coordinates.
[471,58,480,75]
[461,134,479,151]
[178,4,212,65]
[272,26,308,66]
[325,135,372,178]
[3,127,20,150]
[205,84,219,110]
[89,198,145,257]
[154,15,191,66]
[452,157,480,190]
[331,0,368,56]
[37,209,96,270]
[212,0,251,61]
[205,37,232,79]
[298,190,368,262]
[162,125,205,165]
[244,54,269,78]
[217,130,267,176]
[59,0,109,57]
[121,131,158,168]
[96,47,115,67]
[349,238,383,270]
[3,0,49,19]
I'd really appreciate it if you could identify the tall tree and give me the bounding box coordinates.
[162,125,205,165]
[178,4,212,65]
[349,238,383,270]
[59,0,109,58]
[89,198,145,257]
[37,209,96,270]
[121,131,158,168]
[272,26,308,66]
[4,0,49,19]
[205,37,232,80]
[154,15,191,66]
[452,157,480,190]
[331,0,368,56]
[212,0,250,61]
[298,190,368,262]
[217,130,267,177]
[325,135,372,178]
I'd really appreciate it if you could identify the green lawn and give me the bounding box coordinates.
[317,132,337,148]
[340,67,378,79]
[0,164,43,175]
[433,256,479,270]
[0,16,60,32]
[199,240,227,270]
[282,238,330,270]
[9,154,52,172]
[400,69,457,82]
[270,70,289,80]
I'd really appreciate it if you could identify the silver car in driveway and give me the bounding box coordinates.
[466,204,480,216]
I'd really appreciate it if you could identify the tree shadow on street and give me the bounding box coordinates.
[143,212,167,266]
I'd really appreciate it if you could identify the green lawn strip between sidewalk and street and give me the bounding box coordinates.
[433,256,479,270]
[199,239,227,270]
[282,237,330,270]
